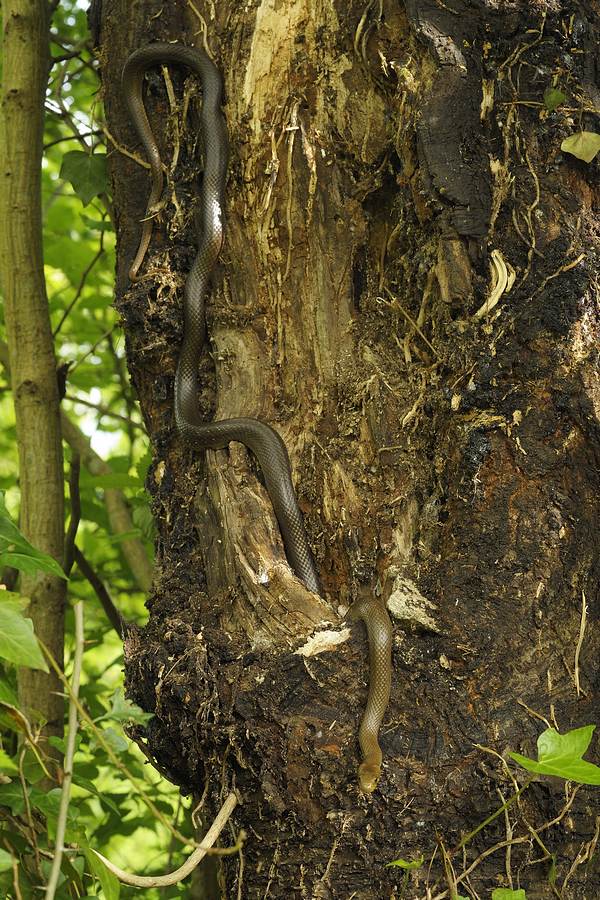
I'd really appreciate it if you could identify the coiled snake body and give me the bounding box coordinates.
[122,42,392,792]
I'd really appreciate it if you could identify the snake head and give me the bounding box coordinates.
[358,761,381,793]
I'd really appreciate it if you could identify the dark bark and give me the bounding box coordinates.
[97,1,600,897]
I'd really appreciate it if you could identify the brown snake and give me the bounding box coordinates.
[122,41,393,792]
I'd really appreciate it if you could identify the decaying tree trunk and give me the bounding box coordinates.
[94,1,600,896]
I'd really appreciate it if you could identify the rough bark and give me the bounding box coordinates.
[97,1,600,897]
[0,0,66,750]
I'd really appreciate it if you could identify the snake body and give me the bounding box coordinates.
[122,42,392,791]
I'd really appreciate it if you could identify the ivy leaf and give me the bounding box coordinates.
[386,855,424,870]
[101,688,152,726]
[561,131,600,163]
[509,725,600,785]
[60,151,107,206]
[0,494,66,580]
[0,782,27,814]
[0,849,13,873]
[0,749,18,774]
[0,594,49,672]
[543,87,566,111]
[83,847,121,900]
[491,890,527,899]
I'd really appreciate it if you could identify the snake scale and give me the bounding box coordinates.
[122,42,393,792]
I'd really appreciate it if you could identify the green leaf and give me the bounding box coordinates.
[85,472,142,490]
[0,551,63,579]
[71,775,121,815]
[543,87,566,111]
[60,151,107,206]
[561,131,600,163]
[0,849,13,874]
[80,213,114,232]
[386,855,424,870]
[0,494,66,580]
[30,786,62,818]
[0,782,27,814]
[83,847,121,900]
[491,890,527,900]
[509,725,600,785]
[0,594,49,671]
[105,689,153,725]
[0,679,18,707]
[0,750,18,774]
[92,727,128,754]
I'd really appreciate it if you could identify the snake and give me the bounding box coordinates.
[122,42,393,792]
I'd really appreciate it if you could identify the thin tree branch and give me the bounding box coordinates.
[69,325,115,373]
[44,130,101,150]
[44,600,84,900]
[73,546,125,637]
[64,392,144,430]
[64,394,144,431]
[52,233,105,337]
[64,453,81,576]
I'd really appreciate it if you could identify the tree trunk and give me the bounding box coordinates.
[96,1,600,896]
[0,0,66,753]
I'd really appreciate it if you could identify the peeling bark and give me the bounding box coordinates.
[97,1,600,896]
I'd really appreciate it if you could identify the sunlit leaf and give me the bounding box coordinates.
[84,847,121,900]
[561,131,600,163]
[60,150,108,206]
[0,495,66,580]
[0,750,18,774]
[386,855,424,869]
[509,725,600,785]
[0,594,49,671]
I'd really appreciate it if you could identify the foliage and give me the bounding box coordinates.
[560,131,600,163]
[510,725,600,785]
[0,493,66,581]
[390,725,600,897]
[0,2,191,897]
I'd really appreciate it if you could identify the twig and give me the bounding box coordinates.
[44,600,84,900]
[451,780,532,854]
[52,234,105,337]
[574,590,587,697]
[92,792,240,887]
[73,546,126,637]
[64,453,81,577]
[64,393,144,430]
[69,325,115,374]
[10,848,22,900]
[18,748,42,877]
[383,287,439,357]
[103,122,151,168]
[44,130,102,150]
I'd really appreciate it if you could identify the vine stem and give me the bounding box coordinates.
[44,601,84,900]
[451,778,533,855]
[91,791,240,887]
